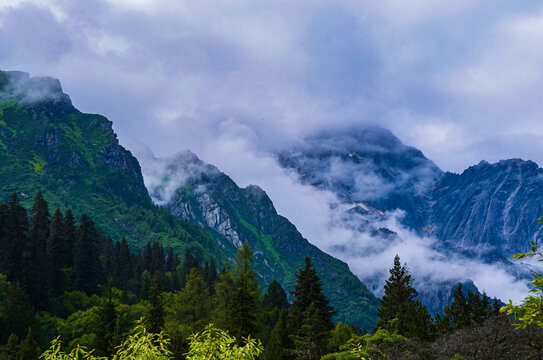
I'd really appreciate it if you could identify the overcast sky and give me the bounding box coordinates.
[3,0,542,302]
[2,0,543,175]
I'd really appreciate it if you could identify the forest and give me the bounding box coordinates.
[0,191,542,360]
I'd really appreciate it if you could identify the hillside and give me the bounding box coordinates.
[0,70,222,261]
[144,151,380,329]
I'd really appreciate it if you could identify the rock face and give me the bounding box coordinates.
[145,151,380,330]
[277,126,543,312]
[428,160,543,258]
[278,126,442,230]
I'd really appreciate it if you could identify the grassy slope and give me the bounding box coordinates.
[0,71,223,262]
[169,174,380,329]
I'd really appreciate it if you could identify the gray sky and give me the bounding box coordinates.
[2,0,543,174]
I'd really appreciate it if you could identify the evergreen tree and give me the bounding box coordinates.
[377,255,417,329]
[18,328,38,360]
[0,275,36,344]
[289,256,335,332]
[212,266,235,331]
[264,310,293,360]
[263,280,289,311]
[0,194,27,283]
[140,270,152,300]
[62,209,76,269]
[113,238,133,289]
[0,333,20,360]
[25,192,50,307]
[442,283,471,331]
[291,303,329,360]
[148,273,165,333]
[180,249,198,288]
[47,208,65,298]
[230,243,261,341]
[94,282,120,356]
[102,236,115,278]
[73,214,103,294]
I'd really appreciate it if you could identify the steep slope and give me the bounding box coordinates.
[0,70,222,260]
[427,159,543,259]
[278,126,442,231]
[144,151,380,329]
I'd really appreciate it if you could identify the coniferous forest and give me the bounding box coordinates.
[1,191,543,359]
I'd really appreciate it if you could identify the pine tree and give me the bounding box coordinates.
[73,214,103,294]
[148,273,165,333]
[230,243,261,341]
[180,249,198,288]
[94,281,120,356]
[0,275,37,344]
[25,192,50,307]
[377,255,431,339]
[47,208,66,298]
[289,256,335,332]
[0,333,20,360]
[140,270,152,300]
[291,303,329,360]
[212,266,235,331]
[263,280,289,311]
[62,209,76,268]
[264,310,293,360]
[171,268,212,329]
[0,194,27,283]
[18,328,38,360]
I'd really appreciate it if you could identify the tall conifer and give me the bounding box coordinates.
[230,242,260,341]
[1,194,27,283]
[289,256,335,332]
[73,214,103,294]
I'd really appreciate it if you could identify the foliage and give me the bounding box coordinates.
[185,324,262,360]
[501,217,543,329]
[376,255,432,339]
[40,319,172,360]
[346,329,408,360]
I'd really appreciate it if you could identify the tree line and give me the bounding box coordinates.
[0,191,542,359]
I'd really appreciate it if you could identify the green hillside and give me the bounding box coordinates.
[0,70,222,261]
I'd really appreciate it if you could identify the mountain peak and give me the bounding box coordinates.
[0,70,71,106]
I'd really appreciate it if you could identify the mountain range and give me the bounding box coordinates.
[1,69,540,327]
[0,70,379,330]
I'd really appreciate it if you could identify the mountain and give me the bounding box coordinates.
[0,70,379,329]
[277,126,443,231]
[428,159,543,258]
[277,126,542,313]
[0,70,223,261]
[142,151,380,329]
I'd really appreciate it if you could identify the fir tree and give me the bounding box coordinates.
[291,303,329,360]
[148,273,165,333]
[94,281,120,356]
[140,270,152,300]
[264,310,293,360]
[230,243,261,341]
[263,279,289,311]
[212,266,235,331]
[47,208,65,298]
[18,328,38,360]
[73,214,103,294]
[0,333,20,360]
[180,249,198,288]
[62,209,76,269]
[0,194,27,283]
[24,192,50,308]
[377,255,431,339]
[289,256,335,332]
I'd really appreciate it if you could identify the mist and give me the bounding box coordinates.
[137,126,531,305]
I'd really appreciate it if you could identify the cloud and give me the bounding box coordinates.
[2,0,542,304]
